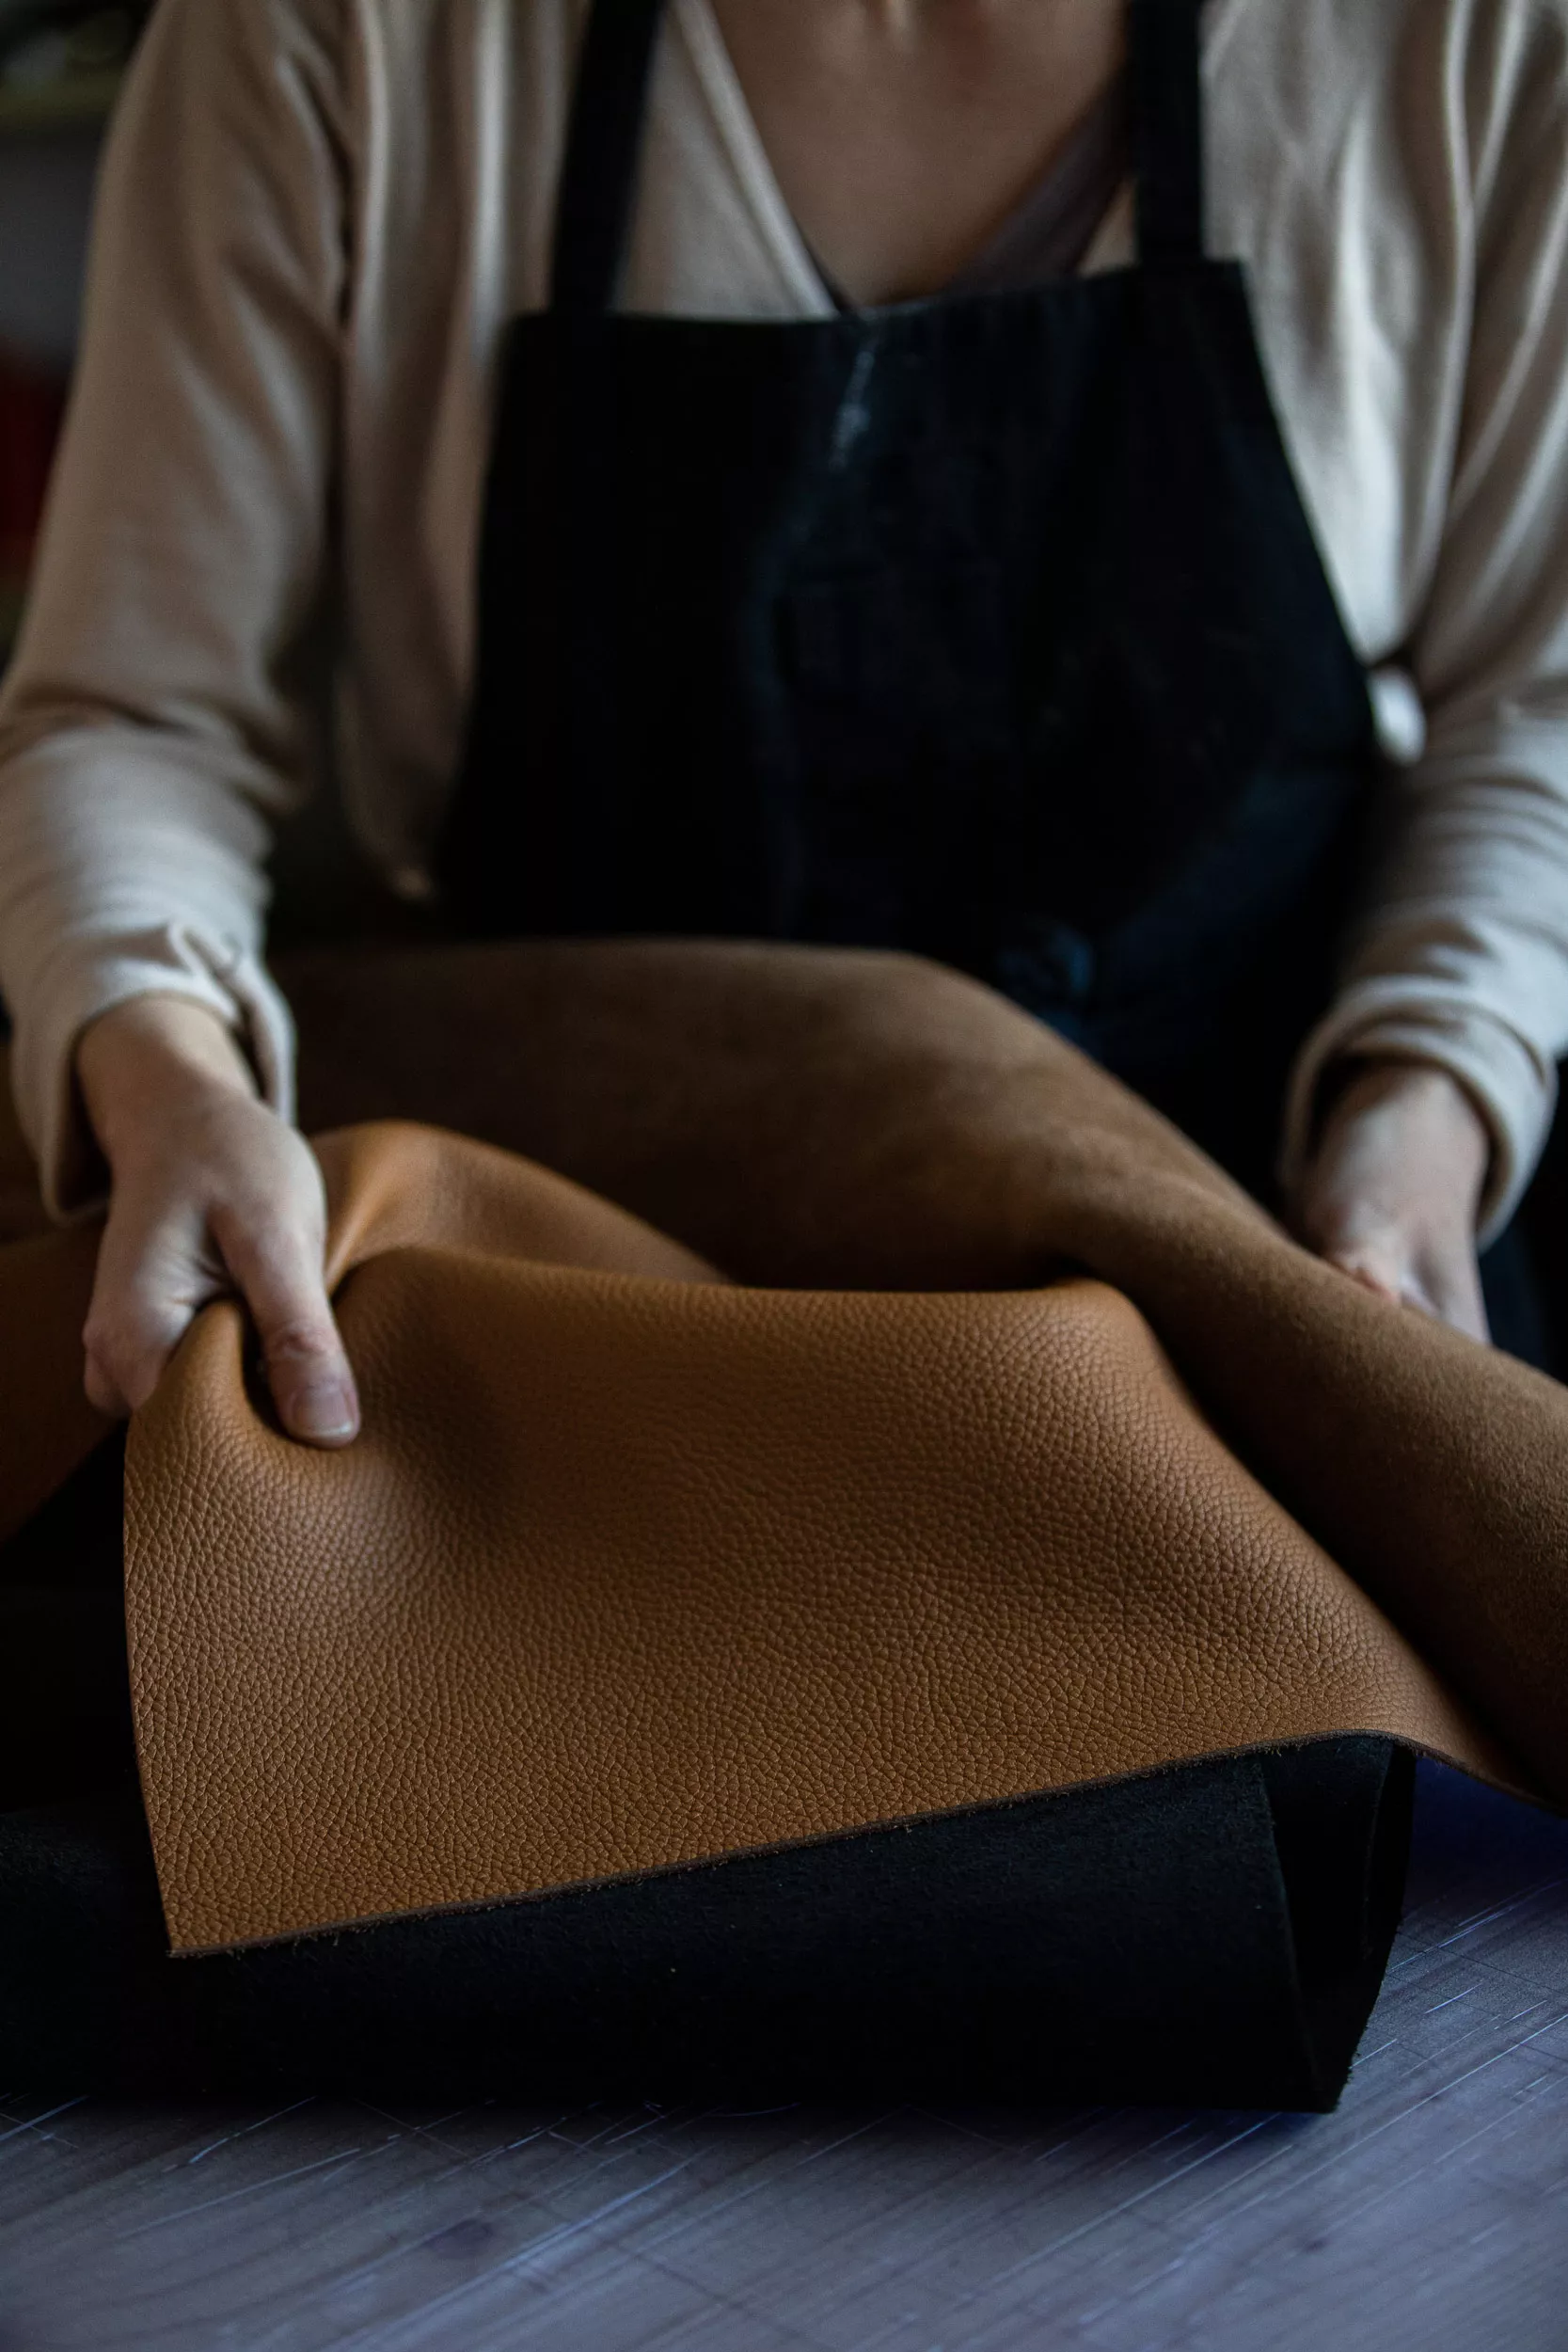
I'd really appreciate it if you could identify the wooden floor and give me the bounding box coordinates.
[1,1759,1564,2352]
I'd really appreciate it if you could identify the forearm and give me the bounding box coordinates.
[1278,762,1568,1299]
[1285,930,1560,1248]
[76,997,260,1166]
[0,743,297,1216]
[0,0,346,1215]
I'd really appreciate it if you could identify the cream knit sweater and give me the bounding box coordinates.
[4,0,1568,1231]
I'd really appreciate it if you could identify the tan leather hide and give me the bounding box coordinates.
[4,1007,1564,1957]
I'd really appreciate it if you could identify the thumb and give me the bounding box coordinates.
[217,1211,361,1448]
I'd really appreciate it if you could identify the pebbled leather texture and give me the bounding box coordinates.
[9,954,1568,1963]
[108,1121,1513,1955]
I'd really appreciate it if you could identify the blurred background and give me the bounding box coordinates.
[0,1,150,671]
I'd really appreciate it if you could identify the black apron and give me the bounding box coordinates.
[0,1,1422,2112]
[438,0,1377,1197]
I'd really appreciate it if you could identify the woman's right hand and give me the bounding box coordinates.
[74,996,360,1446]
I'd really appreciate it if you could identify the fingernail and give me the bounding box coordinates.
[289,1376,360,1445]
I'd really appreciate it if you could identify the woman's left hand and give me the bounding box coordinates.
[1295,1059,1493,1343]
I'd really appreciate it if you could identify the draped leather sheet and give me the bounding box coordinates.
[5,992,1566,1985]
[116,1121,1526,1960]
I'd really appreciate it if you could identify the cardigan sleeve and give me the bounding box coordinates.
[0,0,350,1214]
[1282,2,1568,1243]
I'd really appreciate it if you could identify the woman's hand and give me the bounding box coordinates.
[1295,1059,1492,1343]
[75,996,360,1444]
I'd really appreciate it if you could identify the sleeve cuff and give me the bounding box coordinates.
[8,924,296,1220]
[1281,989,1557,1248]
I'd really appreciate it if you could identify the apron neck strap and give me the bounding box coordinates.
[551,0,1206,311]
[551,0,668,314]
[1130,0,1206,265]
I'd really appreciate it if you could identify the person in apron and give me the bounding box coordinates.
[46,0,1534,1447]
[0,0,1551,2118]
[444,0,1372,1208]
[437,0,1534,1343]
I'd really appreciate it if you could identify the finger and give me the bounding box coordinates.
[1411,1242,1491,1346]
[214,1208,360,1447]
[81,1210,218,1419]
[83,1301,193,1419]
[1322,1241,1408,1311]
[1324,1235,1490,1345]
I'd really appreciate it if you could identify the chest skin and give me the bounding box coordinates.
[708,0,1127,306]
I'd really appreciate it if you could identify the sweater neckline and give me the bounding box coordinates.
[671,0,1246,312]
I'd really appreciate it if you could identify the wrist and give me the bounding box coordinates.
[1315,1057,1491,1195]
[76,996,259,1167]
[1325,1054,1481,1119]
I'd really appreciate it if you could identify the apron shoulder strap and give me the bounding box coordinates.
[1129,0,1206,266]
[552,0,669,314]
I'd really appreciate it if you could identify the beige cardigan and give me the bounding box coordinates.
[5,0,1568,1230]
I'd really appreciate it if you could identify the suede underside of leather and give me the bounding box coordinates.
[0,1445,1412,2110]
[0,1742,1412,2109]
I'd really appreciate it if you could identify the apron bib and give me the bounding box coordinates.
[438,0,1376,1192]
